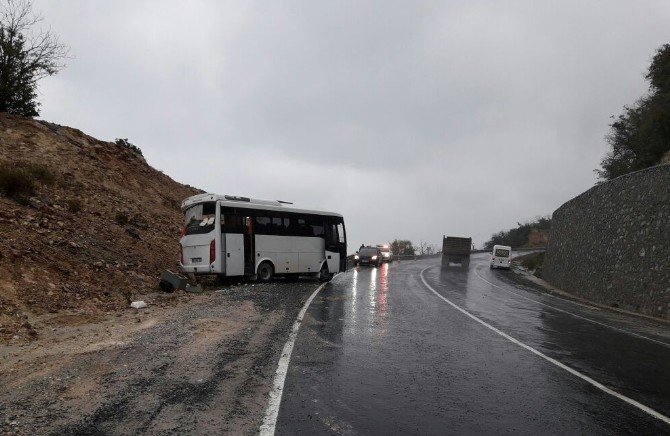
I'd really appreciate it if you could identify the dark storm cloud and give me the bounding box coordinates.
[35,0,670,250]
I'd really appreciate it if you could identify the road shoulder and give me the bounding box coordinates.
[0,280,318,435]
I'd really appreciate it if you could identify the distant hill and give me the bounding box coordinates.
[0,113,200,342]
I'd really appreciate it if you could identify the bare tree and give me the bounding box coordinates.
[418,240,428,255]
[0,0,68,116]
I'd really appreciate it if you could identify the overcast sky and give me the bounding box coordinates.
[34,0,670,251]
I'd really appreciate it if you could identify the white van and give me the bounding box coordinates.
[490,245,512,269]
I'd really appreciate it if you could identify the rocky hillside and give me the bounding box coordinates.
[0,113,200,342]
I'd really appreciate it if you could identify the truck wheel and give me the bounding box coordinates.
[257,261,274,282]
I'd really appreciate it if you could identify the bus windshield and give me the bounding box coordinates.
[184,202,216,235]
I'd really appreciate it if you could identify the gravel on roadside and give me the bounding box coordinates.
[0,279,319,435]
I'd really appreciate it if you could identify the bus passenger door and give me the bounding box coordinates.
[337,222,347,272]
[243,216,254,275]
[225,233,244,276]
[325,222,341,274]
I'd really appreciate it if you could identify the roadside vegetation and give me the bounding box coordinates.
[484,216,551,249]
[390,239,416,256]
[597,43,670,180]
[519,252,545,277]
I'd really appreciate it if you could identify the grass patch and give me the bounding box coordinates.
[115,211,129,225]
[520,252,545,277]
[25,163,56,185]
[0,166,36,200]
[0,163,56,202]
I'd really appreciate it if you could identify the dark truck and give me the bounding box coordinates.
[442,236,472,267]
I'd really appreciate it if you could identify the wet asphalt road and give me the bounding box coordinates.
[275,254,670,435]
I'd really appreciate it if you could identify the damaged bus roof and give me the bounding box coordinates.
[181,193,343,217]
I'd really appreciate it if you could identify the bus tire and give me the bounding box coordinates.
[318,264,333,282]
[257,261,274,282]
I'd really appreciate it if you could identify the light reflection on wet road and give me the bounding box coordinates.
[276,255,670,435]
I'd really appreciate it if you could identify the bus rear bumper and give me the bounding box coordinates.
[180,264,220,275]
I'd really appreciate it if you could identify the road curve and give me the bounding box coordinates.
[274,254,670,435]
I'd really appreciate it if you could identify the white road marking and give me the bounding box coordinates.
[473,267,670,348]
[259,282,327,436]
[420,265,670,426]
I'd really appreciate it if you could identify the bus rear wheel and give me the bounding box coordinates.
[257,262,274,282]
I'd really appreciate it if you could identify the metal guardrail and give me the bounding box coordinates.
[471,247,547,254]
[393,254,441,261]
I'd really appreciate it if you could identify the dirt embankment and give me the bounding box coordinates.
[0,113,200,342]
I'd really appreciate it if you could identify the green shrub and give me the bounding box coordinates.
[485,216,551,249]
[67,198,82,213]
[115,211,129,225]
[115,138,143,156]
[26,164,56,185]
[521,252,545,276]
[0,162,57,203]
[0,166,36,200]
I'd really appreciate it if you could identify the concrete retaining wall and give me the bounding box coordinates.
[543,164,670,319]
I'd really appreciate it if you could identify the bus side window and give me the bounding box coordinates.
[255,216,271,234]
[222,213,243,233]
[307,216,324,237]
[272,217,283,235]
[296,218,311,237]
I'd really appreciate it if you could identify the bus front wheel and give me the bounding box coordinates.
[318,264,334,282]
[257,261,274,282]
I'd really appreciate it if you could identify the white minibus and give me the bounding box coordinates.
[490,245,512,269]
[179,194,347,282]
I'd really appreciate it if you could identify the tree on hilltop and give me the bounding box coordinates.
[390,239,415,256]
[0,0,68,116]
[597,44,670,180]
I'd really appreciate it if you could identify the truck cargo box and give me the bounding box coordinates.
[442,236,472,267]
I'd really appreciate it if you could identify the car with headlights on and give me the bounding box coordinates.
[377,244,392,262]
[354,246,383,267]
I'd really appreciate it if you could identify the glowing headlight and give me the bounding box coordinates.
[382,252,390,257]
[354,255,359,260]
[371,255,378,260]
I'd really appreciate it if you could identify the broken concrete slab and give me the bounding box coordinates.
[130,301,148,309]
[160,270,187,293]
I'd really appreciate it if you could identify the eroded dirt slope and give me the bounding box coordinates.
[0,113,200,342]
